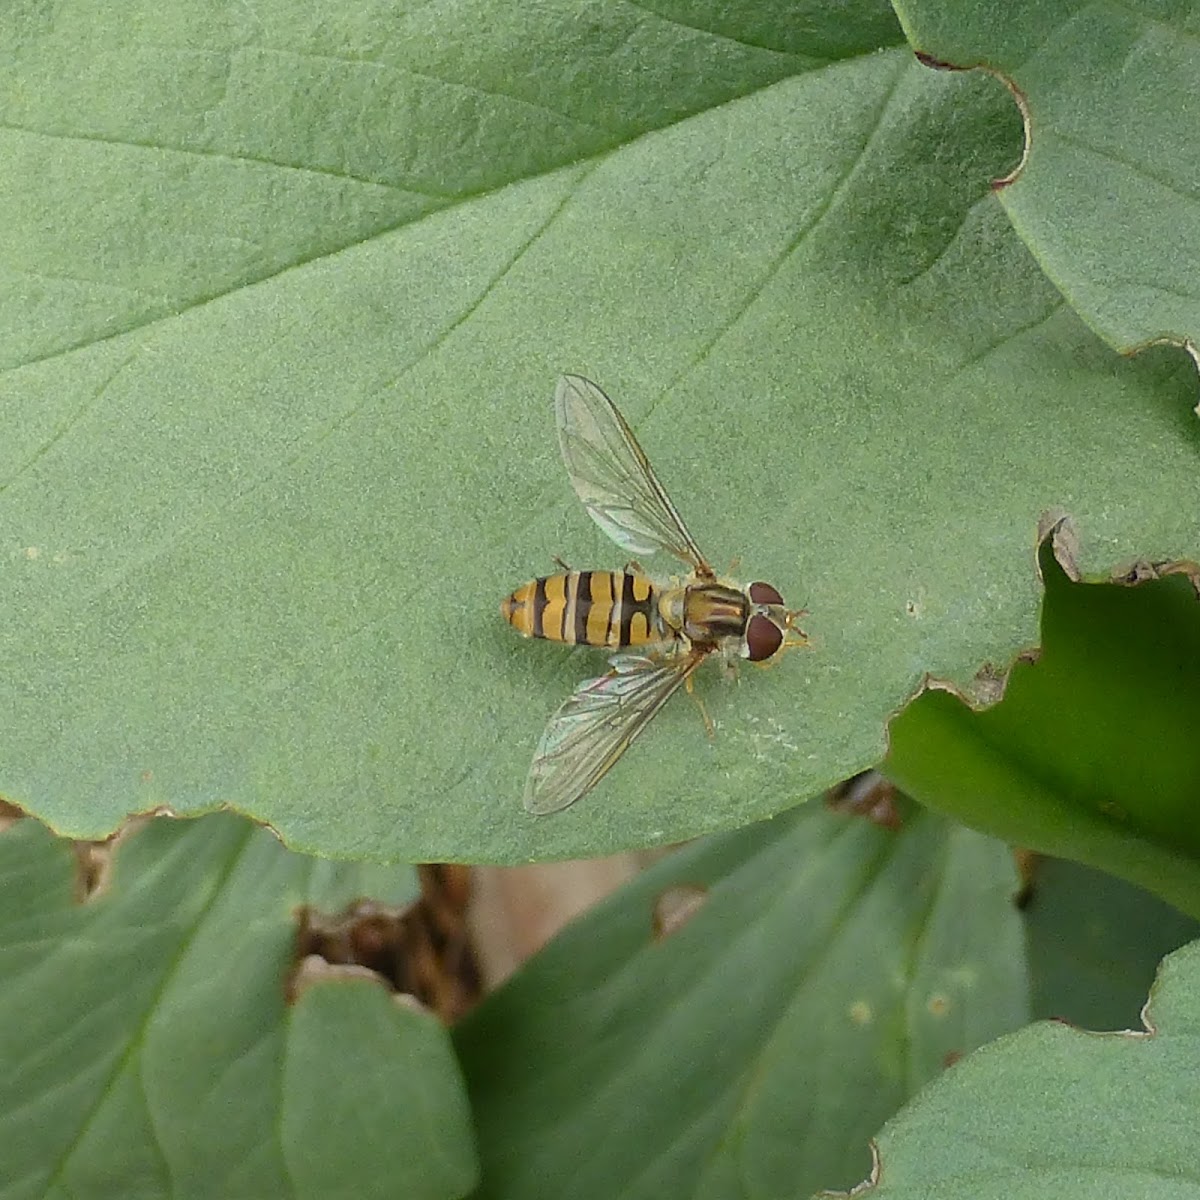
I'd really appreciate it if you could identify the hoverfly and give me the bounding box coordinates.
[503,375,808,814]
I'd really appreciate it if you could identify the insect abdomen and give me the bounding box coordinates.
[501,570,663,647]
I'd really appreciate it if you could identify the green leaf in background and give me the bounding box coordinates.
[0,814,475,1200]
[861,938,1200,1199]
[455,797,1027,1199]
[884,549,1200,919]
[1025,855,1200,1032]
[4,3,1199,863]
[895,0,1200,357]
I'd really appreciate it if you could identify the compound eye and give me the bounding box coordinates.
[746,614,784,662]
[748,581,784,606]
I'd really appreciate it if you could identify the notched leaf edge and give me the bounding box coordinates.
[30,790,302,870]
[888,511,1200,728]
[911,50,1200,386]
[288,864,481,1022]
[910,50,1031,188]
[830,942,1188,1199]
[0,796,151,904]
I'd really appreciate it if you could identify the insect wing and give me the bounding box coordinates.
[524,650,706,815]
[556,375,713,575]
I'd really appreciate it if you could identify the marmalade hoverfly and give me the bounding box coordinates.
[503,375,808,814]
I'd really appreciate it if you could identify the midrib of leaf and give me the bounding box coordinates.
[38,821,256,1194]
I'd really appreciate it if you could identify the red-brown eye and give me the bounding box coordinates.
[746,614,783,661]
[748,581,784,606]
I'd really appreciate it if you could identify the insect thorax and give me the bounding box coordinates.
[681,583,750,647]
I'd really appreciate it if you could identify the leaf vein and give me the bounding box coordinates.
[251,44,609,136]
[617,0,815,59]
[954,298,1066,371]
[4,264,152,298]
[16,167,599,640]
[644,55,910,416]
[5,71,832,374]
[0,352,138,495]
[39,824,257,1195]
[1040,124,1200,207]
[0,119,452,197]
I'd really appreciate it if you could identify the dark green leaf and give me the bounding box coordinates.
[1025,856,1200,1031]
[456,797,1026,1198]
[862,939,1200,1199]
[0,814,475,1200]
[885,550,1200,919]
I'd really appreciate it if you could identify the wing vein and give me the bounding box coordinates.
[555,375,712,573]
[524,650,706,814]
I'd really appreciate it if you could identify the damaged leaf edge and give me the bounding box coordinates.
[908,45,1200,394]
[829,941,1187,1200]
[889,510,1200,720]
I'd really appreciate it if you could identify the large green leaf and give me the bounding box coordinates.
[884,551,1200,919]
[0,814,475,1200]
[4,2,1198,862]
[456,797,1027,1199]
[860,939,1200,1199]
[895,0,1200,358]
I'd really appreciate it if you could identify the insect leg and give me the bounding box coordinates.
[684,673,716,739]
[781,609,811,653]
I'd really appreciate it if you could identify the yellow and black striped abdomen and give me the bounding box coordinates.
[501,570,664,648]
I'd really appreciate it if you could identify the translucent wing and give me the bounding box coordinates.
[556,374,713,575]
[524,649,707,815]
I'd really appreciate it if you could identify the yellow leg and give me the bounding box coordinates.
[781,610,811,654]
[685,674,716,739]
